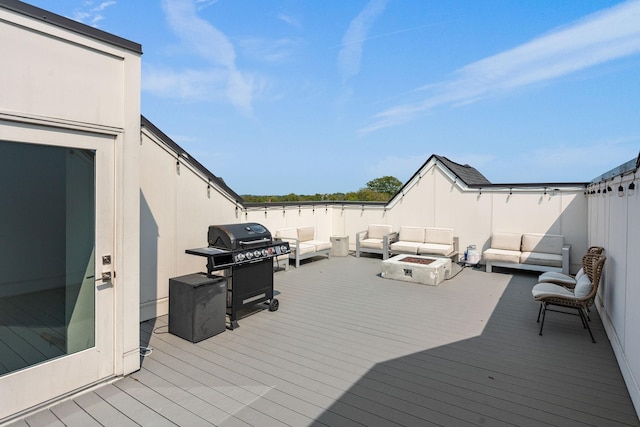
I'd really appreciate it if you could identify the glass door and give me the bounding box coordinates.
[0,127,115,419]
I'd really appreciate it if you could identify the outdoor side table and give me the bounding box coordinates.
[330,235,349,256]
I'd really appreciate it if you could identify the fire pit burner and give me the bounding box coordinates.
[401,257,436,265]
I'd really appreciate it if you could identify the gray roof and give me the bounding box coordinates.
[433,155,492,186]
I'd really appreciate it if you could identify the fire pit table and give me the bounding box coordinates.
[381,254,452,286]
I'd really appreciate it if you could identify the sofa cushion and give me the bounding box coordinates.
[297,226,315,242]
[574,274,593,298]
[490,233,522,251]
[521,233,563,255]
[307,240,331,252]
[521,251,563,267]
[483,248,521,264]
[368,224,392,240]
[425,227,453,245]
[418,243,453,256]
[390,241,421,254]
[398,226,425,243]
[276,228,298,240]
[293,242,316,255]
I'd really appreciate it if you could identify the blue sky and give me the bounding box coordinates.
[27,0,640,195]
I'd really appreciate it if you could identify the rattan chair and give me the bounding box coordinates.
[532,253,606,343]
[537,246,604,288]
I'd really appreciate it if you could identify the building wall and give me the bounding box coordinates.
[139,128,243,320]
[0,2,142,412]
[589,172,640,414]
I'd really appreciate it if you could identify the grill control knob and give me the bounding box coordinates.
[261,249,268,257]
[246,251,253,259]
[236,253,246,262]
[254,250,261,258]
[281,245,288,253]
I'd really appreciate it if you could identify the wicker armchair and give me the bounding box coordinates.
[532,252,606,342]
[537,246,604,288]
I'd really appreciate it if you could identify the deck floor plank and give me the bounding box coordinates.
[48,400,101,427]
[72,392,140,427]
[5,256,640,426]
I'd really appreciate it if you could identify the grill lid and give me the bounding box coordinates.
[208,223,272,249]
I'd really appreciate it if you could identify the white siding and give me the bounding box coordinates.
[591,173,640,415]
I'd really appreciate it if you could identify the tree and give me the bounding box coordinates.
[366,176,402,195]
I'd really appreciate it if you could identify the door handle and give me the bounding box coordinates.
[96,272,112,282]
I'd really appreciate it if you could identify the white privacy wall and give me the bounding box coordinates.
[139,128,240,321]
[589,172,640,415]
[140,148,588,324]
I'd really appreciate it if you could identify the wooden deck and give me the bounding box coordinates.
[7,256,640,426]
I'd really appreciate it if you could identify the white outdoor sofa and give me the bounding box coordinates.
[483,232,570,274]
[275,226,331,268]
[389,226,458,259]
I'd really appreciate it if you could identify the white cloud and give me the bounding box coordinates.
[238,37,301,63]
[156,0,257,114]
[71,1,116,27]
[360,0,640,135]
[142,66,227,102]
[338,0,388,80]
[277,12,301,29]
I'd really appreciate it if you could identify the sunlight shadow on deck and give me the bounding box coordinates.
[311,263,638,426]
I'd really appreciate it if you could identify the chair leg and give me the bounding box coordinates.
[579,308,596,343]
[537,302,543,322]
[538,303,547,336]
[575,307,588,329]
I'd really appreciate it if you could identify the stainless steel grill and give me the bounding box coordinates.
[186,222,290,329]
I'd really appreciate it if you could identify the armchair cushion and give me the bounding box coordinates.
[574,275,593,298]
[360,238,385,250]
[538,268,584,287]
[368,224,392,240]
[531,282,574,299]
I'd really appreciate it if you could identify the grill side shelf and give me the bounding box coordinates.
[186,247,235,272]
[186,241,291,275]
